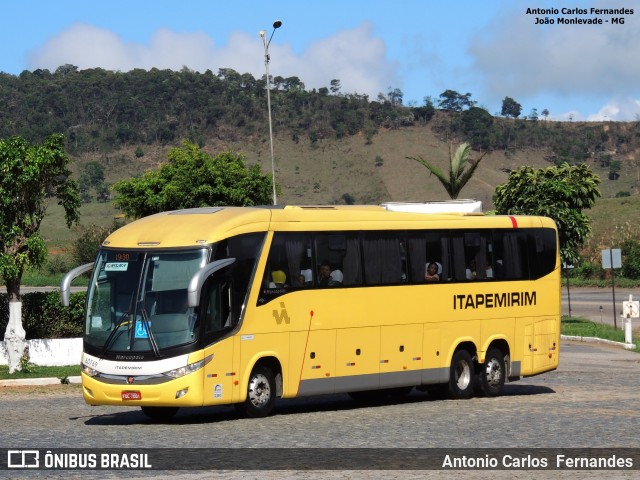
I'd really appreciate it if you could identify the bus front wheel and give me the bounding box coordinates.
[447,349,474,399]
[237,365,276,418]
[478,348,506,397]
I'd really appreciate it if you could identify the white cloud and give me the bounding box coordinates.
[295,23,399,96]
[468,4,640,120]
[27,22,398,98]
[587,98,640,121]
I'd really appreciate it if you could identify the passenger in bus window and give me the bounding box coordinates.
[466,258,477,280]
[298,268,313,287]
[318,261,343,287]
[424,262,440,282]
[467,258,493,280]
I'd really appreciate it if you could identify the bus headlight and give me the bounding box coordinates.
[82,363,99,377]
[163,355,213,379]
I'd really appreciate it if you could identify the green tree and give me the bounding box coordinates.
[0,134,80,372]
[413,97,435,123]
[461,107,494,150]
[493,163,601,265]
[72,224,114,264]
[621,238,640,279]
[438,90,475,112]
[501,96,522,118]
[407,142,486,199]
[83,161,105,186]
[113,141,274,219]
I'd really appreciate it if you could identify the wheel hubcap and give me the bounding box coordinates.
[455,360,471,389]
[485,358,502,386]
[248,373,271,407]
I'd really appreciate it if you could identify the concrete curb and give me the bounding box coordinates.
[0,375,81,387]
[561,334,636,350]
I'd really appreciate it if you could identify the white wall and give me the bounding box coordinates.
[0,338,82,366]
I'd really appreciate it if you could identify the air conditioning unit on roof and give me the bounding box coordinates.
[381,200,482,214]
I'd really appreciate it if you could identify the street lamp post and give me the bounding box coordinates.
[259,20,282,205]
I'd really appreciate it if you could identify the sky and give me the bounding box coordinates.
[1,0,640,121]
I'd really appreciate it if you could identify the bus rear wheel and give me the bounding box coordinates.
[478,348,506,397]
[237,365,276,418]
[447,349,474,399]
[140,406,179,420]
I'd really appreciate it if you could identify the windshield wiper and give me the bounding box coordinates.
[102,310,131,357]
[139,308,161,359]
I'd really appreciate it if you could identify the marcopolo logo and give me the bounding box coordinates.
[7,450,40,468]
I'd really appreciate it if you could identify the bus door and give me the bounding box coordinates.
[199,268,240,405]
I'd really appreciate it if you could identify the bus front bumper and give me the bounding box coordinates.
[81,371,205,408]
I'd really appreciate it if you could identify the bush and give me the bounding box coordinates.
[72,223,114,265]
[571,261,600,279]
[622,238,640,279]
[0,291,85,340]
[45,253,74,275]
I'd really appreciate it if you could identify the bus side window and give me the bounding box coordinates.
[259,232,313,304]
[408,231,448,282]
[200,272,232,343]
[362,232,405,285]
[493,231,529,280]
[314,232,362,287]
[315,233,346,287]
[529,228,557,279]
[341,233,363,286]
[453,231,493,281]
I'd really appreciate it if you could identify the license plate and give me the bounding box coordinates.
[121,391,142,401]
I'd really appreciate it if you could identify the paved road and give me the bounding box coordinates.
[562,286,640,329]
[1,340,639,479]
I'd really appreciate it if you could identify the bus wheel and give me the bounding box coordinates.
[478,348,506,397]
[140,406,179,420]
[239,365,276,418]
[447,349,474,399]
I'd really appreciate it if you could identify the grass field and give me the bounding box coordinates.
[561,316,640,352]
[29,125,640,285]
[0,364,80,380]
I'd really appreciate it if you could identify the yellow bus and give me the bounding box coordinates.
[61,204,560,419]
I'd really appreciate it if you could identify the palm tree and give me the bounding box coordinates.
[407,142,486,199]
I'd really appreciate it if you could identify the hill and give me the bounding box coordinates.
[40,120,640,256]
[3,67,639,254]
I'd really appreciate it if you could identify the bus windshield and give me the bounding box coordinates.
[85,248,209,354]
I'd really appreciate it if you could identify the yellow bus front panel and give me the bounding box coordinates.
[82,369,206,408]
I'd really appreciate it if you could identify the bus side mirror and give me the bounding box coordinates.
[60,263,94,306]
[187,258,236,308]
